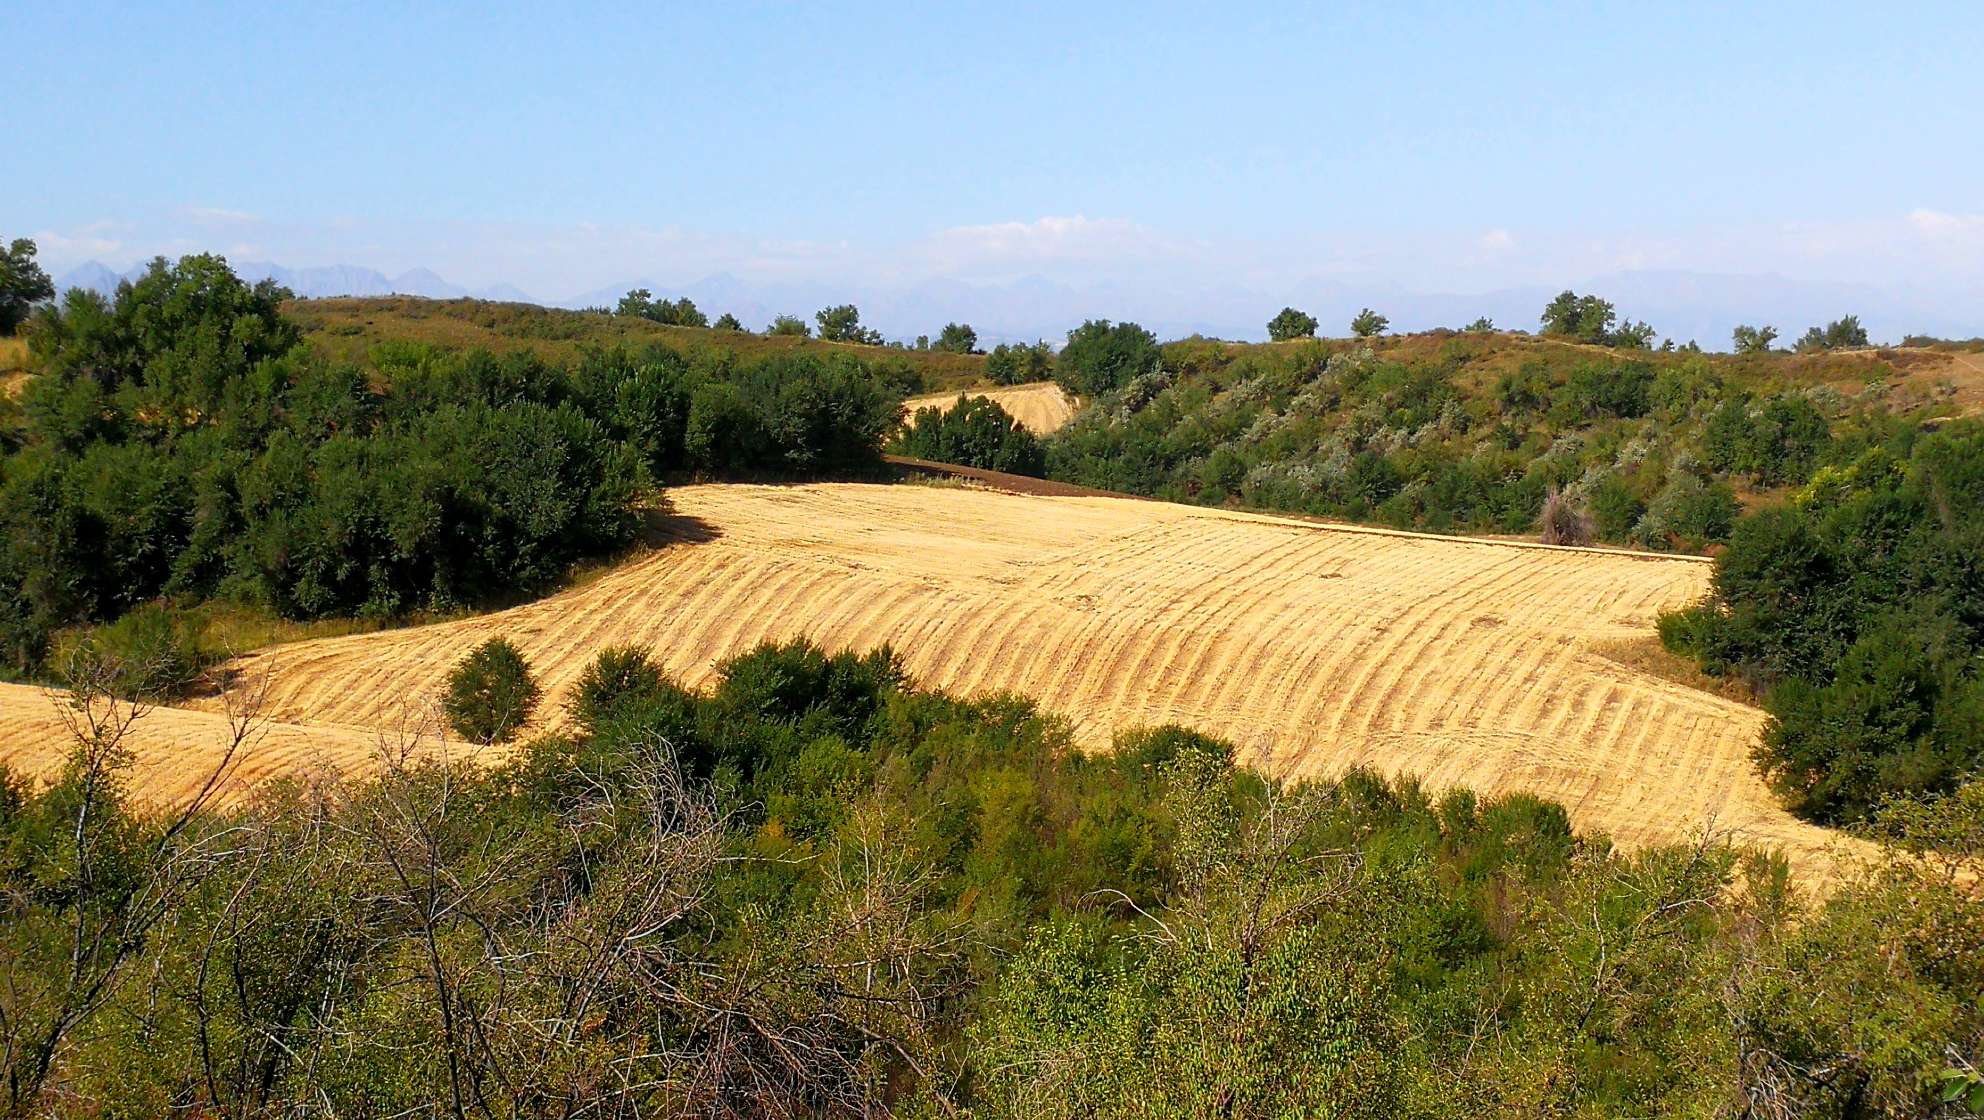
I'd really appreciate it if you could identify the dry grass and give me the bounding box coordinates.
[0,337,28,397]
[902,381,1080,434]
[1588,635,1761,707]
[289,298,989,391]
[0,482,1862,874]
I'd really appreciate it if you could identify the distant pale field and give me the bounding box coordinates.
[902,381,1078,434]
[0,482,1857,873]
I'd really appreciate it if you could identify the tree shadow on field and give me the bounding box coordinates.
[639,505,722,547]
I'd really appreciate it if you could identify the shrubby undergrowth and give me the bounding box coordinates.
[1043,335,1902,549]
[2,637,1979,1117]
[1663,425,1984,824]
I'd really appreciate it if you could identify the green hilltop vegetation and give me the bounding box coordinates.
[290,295,988,394]
[1044,320,1966,551]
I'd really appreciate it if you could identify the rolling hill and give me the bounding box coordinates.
[0,481,1858,873]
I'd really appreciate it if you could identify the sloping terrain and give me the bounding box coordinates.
[902,381,1079,433]
[0,680,451,800]
[82,481,1843,869]
[290,297,988,391]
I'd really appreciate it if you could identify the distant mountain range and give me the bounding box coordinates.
[56,260,535,305]
[55,259,1980,352]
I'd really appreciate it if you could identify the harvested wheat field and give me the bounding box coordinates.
[0,482,1857,872]
[902,381,1078,433]
[0,679,482,800]
[94,480,1841,873]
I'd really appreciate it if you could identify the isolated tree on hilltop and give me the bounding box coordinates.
[768,314,811,337]
[1267,307,1318,341]
[713,312,743,331]
[1541,290,1616,342]
[1795,315,1870,352]
[1731,324,1778,354]
[617,288,708,327]
[816,304,883,345]
[934,322,978,353]
[1463,316,1495,332]
[0,237,56,335]
[1350,308,1388,337]
[1056,319,1160,397]
[1540,290,1656,348]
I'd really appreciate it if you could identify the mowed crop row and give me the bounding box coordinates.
[902,381,1078,434]
[89,481,1841,871]
[0,679,476,796]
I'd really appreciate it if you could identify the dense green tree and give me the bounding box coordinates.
[1055,319,1159,397]
[1540,290,1616,342]
[1350,307,1389,337]
[0,237,55,335]
[1664,428,1984,821]
[1796,315,1871,352]
[1266,306,1318,341]
[985,341,1053,385]
[713,311,743,331]
[568,643,666,732]
[815,304,882,345]
[934,322,978,353]
[1463,316,1495,332]
[443,636,540,743]
[1732,323,1779,354]
[768,314,811,337]
[616,288,708,327]
[892,395,1046,475]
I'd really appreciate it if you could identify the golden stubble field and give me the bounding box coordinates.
[902,381,1078,434]
[0,482,1856,872]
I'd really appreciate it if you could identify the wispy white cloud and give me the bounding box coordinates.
[183,205,261,226]
[1477,228,1516,253]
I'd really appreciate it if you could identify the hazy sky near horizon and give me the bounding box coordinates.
[10,0,1983,300]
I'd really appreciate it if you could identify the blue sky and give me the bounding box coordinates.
[10,1,1983,321]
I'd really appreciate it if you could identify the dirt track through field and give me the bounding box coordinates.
[902,382,1077,433]
[0,481,1855,872]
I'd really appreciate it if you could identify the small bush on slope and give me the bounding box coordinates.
[444,636,540,742]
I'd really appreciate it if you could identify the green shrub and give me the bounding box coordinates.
[891,395,1046,475]
[567,644,664,732]
[1056,319,1159,397]
[444,636,540,743]
[61,602,209,701]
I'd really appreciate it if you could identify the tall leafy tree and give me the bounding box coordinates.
[1350,308,1389,338]
[1055,319,1159,397]
[986,341,1053,385]
[934,322,978,353]
[892,395,1045,475]
[1266,307,1318,341]
[1795,315,1870,352]
[1731,324,1779,354]
[0,237,55,335]
[816,304,882,345]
